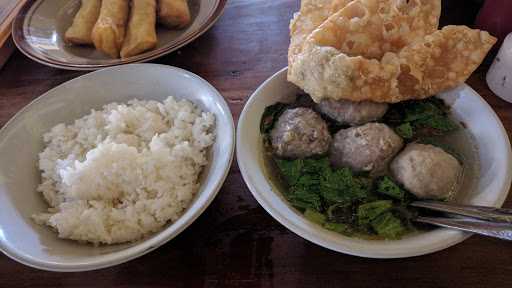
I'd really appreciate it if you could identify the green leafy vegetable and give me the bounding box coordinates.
[394,123,414,139]
[305,209,326,225]
[301,158,331,175]
[377,177,406,202]
[289,190,322,211]
[371,212,406,239]
[324,222,350,234]
[260,102,288,134]
[288,189,322,211]
[357,200,393,226]
[275,157,370,213]
[384,97,458,140]
[275,158,303,186]
[327,203,355,224]
[414,114,458,132]
[320,168,369,204]
[403,101,443,122]
[274,157,413,239]
[275,158,324,211]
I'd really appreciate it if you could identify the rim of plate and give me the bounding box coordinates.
[236,67,512,259]
[0,64,235,271]
[12,0,227,71]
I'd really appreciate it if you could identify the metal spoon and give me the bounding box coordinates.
[415,217,512,240]
[411,201,512,223]
[410,201,512,240]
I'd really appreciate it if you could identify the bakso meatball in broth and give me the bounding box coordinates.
[271,108,331,158]
[391,143,462,200]
[317,99,389,126]
[329,123,403,173]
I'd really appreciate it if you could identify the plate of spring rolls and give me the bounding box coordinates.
[12,0,226,70]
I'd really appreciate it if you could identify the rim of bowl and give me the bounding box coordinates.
[12,0,227,71]
[236,67,512,258]
[0,64,235,271]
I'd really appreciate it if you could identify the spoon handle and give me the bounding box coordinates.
[411,201,512,223]
[416,217,512,241]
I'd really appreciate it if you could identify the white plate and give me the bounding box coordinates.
[237,67,512,258]
[0,64,235,271]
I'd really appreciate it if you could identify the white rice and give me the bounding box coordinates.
[33,96,215,245]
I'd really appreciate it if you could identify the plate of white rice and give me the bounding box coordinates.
[0,64,235,271]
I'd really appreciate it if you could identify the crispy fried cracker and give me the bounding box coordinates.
[289,25,496,103]
[288,0,496,103]
[289,0,353,66]
[307,0,441,59]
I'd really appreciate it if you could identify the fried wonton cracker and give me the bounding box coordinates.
[289,0,353,65]
[288,0,496,103]
[330,0,354,13]
[396,25,497,101]
[289,25,497,103]
[306,0,441,59]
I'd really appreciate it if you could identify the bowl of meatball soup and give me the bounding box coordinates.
[236,67,512,258]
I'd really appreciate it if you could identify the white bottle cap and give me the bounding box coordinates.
[487,33,512,103]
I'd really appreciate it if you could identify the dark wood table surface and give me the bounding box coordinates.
[1,0,511,287]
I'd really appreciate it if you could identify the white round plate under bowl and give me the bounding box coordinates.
[12,0,226,70]
[0,64,235,271]
[237,67,512,258]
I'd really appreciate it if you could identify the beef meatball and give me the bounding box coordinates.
[391,143,462,199]
[329,123,403,172]
[271,107,331,158]
[317,99,388,126]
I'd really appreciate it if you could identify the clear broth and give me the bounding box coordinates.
[261,110,481,238]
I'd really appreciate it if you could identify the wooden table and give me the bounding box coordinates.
[1,0,511,287]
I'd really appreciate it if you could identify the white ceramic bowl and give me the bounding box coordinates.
[237,67,512,258]
[0,64,235,271]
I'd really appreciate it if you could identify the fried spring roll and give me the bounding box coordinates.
[91,0,130,58]
[64,0,101,45]
[158,0,191,29]
[121,0,158,58]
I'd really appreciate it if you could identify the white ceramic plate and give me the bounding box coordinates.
[237,67,512,258]
[12,0,226,70]
[0,64,235,271]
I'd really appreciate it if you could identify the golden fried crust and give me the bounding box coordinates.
[91,0,130,58]
[65,0,102,45]
[288,0,496,103]
[397,25,497,101]
[330,0,354,13]
[307,0,441,59]
[288,0,349,68]
[289,26,496,103]
[158,0,191,29]
[121,0,158,58]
